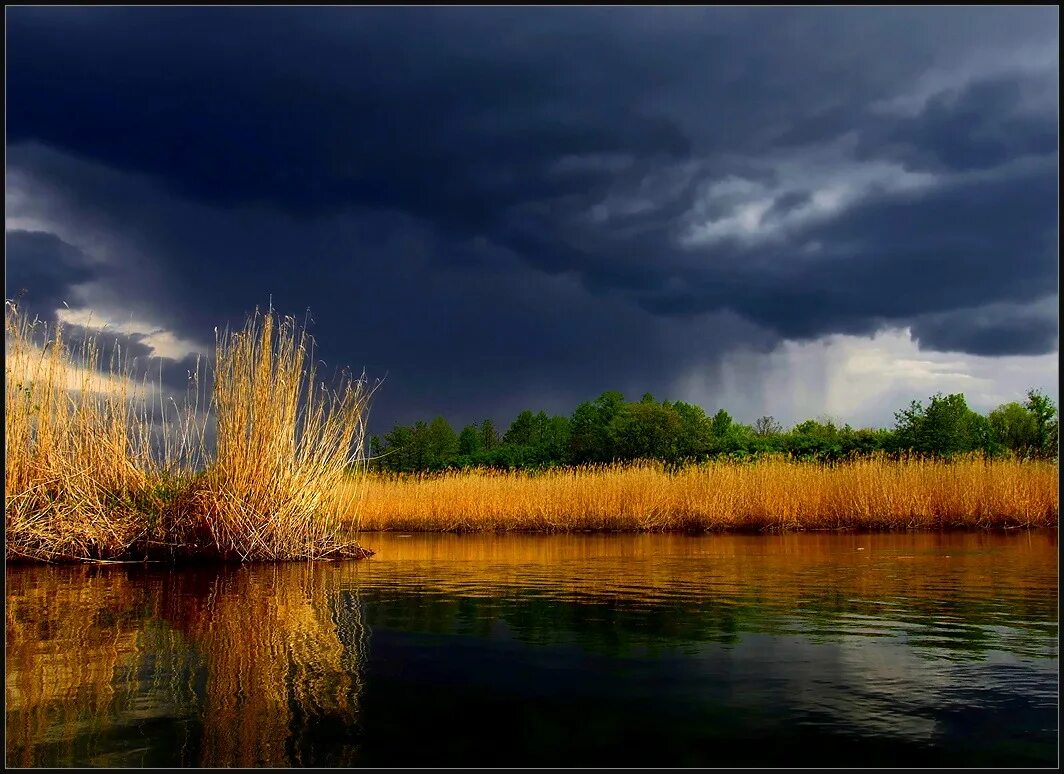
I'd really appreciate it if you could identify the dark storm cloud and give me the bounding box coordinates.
[9,7,1054,213]
[911,302,1059,357]
[5,230,99,309]
[7,142,773,430]
[641,160,1058,343]
[763,191,814,221]
[4,227,194,405]
[6,8,689,221]
[858,73,1059,172]
[5,7,1058,426]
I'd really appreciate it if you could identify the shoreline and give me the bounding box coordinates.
[353,524,1058,535]
[8,522,1061,566]
[8,456,1058,563]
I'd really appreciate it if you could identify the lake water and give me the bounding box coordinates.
[5,532,1058,767]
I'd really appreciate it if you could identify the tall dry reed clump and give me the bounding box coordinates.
[175,310,372,560]
[5,302,373,562]
[5,304,161,560]
[351,457,1059,533]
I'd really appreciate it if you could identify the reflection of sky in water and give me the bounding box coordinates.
[701,632,1057,744]
[5,532,1058,767]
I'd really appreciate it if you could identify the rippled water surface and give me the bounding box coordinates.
[6,532,1058,767]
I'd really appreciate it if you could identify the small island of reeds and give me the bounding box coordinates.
[5,303,373,563]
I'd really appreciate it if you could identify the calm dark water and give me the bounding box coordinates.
[5,532,1058,767]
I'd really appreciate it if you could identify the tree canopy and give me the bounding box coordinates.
[369,388,1058,473]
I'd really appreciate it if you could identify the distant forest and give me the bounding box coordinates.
[369,389,1059,472]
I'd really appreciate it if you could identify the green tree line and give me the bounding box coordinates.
[369,389,1059,473]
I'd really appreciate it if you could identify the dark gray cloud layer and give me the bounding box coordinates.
[6,230,99,307]
[5,7,1058,427]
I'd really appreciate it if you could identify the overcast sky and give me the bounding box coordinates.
[5,7,1058,432]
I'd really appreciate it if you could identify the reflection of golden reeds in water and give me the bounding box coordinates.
[358,532,1059,625]
[5,533,1057,765]
[161,564,368,767]
[5,568,163,767]
[350,458,1059,532]
[5,564,369,767]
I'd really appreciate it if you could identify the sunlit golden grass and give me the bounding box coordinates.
[172,310,372,560]
[351,457,1059,533]
[4,305,163,561]
[5,302,372,562]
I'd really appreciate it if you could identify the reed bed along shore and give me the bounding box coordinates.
[351,457,1059,533]
[5,302,372,563]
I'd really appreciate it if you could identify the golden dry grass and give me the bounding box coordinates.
[174,310,372,560]
[5,302,372,562]
[4,305,163,560]
[351,457,1059,532]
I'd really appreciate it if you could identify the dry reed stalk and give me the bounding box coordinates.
[180,309,372,560]
[4,303,161,560]
[5,302,374,562]
[349,457,1059,533]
